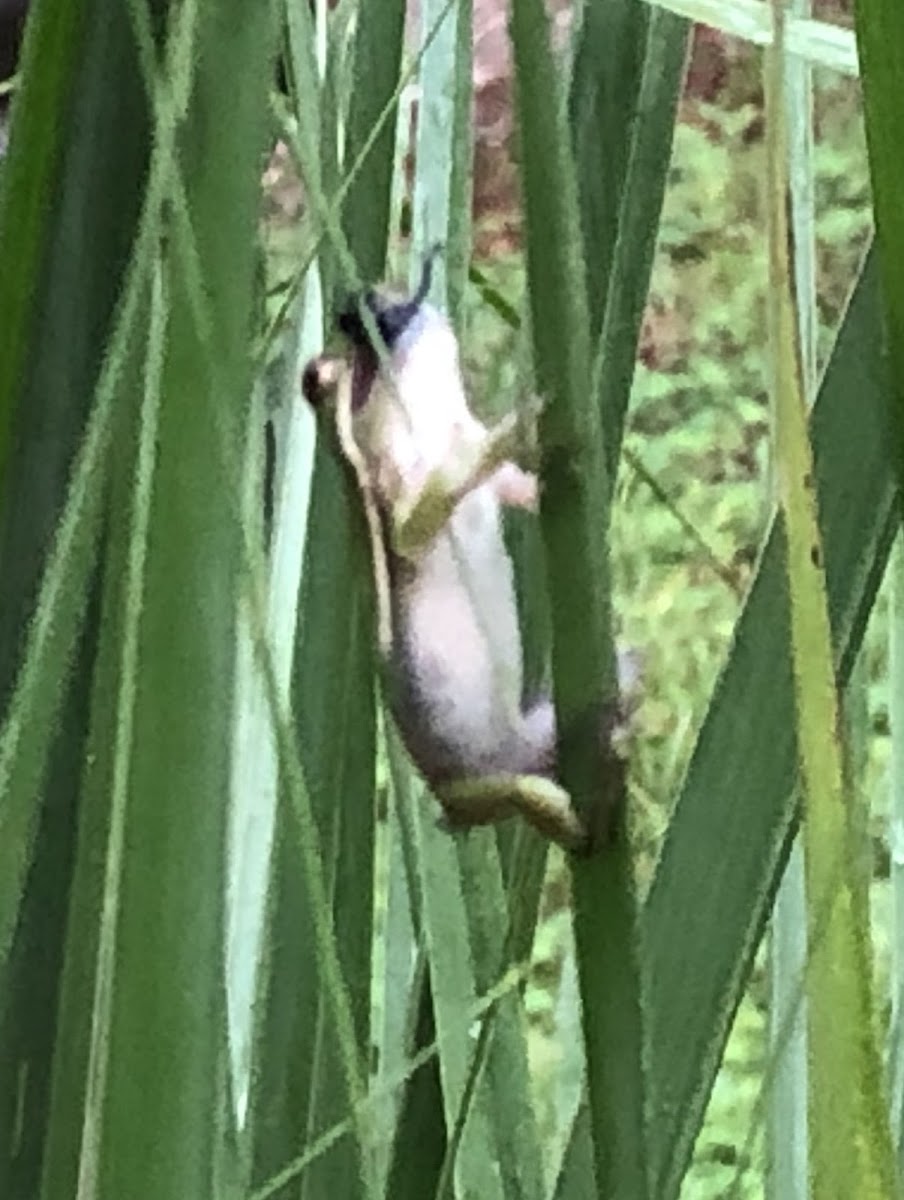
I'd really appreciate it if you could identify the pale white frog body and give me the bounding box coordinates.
[357,304,553,789]
[302,260,632,851]
[386,458,555,786]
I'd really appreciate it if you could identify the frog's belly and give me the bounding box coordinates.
[387,516,525,780]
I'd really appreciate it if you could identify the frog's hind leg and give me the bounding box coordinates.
[436,773,587,853]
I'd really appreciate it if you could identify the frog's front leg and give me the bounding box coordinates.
[392,410,538,559]
[434,773,591,854]
[490,462,539,511]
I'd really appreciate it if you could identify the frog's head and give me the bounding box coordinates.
[302,246,469,482]
[336,244,443,357]
[333,247,467,449]
[301,246,445,414]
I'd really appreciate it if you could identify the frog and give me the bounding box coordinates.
[301,253,633,854]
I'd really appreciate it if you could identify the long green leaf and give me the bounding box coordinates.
[388,6,546,1194]
[852,123,901,1186]
[252,4,407,1194]
[0,0,88,492]
[340,0,406,281]
[890,537,904,1167]
[0,2,157,1189]
[568,0,652,346]
[413,816,509,1200]
[78,4,275,1195]
[582,7,688,476]
[856,2,904,491]
[766,4,896,1193]
[509,1,647,1196]
[644,248,899,1199]
[767,3,815,1194]
[226,0,323,1133]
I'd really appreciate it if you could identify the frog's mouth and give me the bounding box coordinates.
[350,347,378,413]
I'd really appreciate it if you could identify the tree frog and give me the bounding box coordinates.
[302,257,631,854]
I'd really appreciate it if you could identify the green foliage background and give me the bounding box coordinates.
[0,1,899,1198]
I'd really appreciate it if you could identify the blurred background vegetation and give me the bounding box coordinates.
[0,0,897,1197]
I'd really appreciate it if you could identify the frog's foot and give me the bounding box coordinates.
[435,774,589,855]
[491,463,539,511]
[434,776,517,830]
[301,354,344,409]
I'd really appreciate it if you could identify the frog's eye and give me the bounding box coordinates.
[300,354,342,410]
